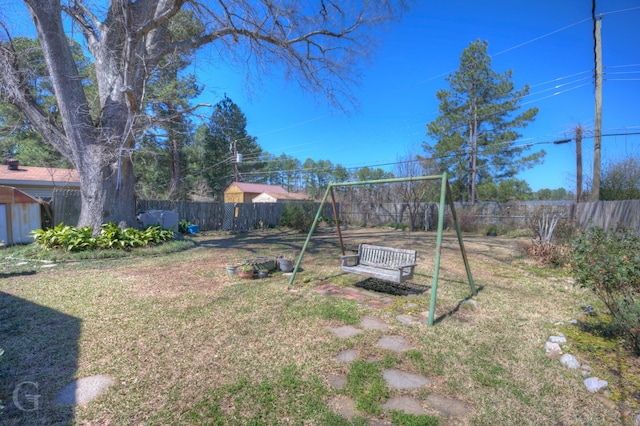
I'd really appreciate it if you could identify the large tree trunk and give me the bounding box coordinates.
[24,0,137,230]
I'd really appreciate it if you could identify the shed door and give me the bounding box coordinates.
[0,205,7,245]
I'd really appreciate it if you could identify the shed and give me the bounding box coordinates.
[252,192,310,203]
[0,186,42,246]
[223,182,288,203]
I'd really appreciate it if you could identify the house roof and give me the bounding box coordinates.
[0,165,79,185]
[229,182,288,194]
[260,192,309,200]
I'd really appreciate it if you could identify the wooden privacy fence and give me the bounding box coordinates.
[52,189,639,233]
[572,200,640,233]
[52,189,333,232]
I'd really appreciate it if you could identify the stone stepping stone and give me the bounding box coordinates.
[54,375,114,406]
[326,325,362,338]
[382,396,429,415]
[327,395,358,419]
[376,335,410,352]
[396,314,419,325]
[382,369,431,390]
[360,316,389,331]
[327,374,347,390]
[336,349,358,363]
[425,394,470,417]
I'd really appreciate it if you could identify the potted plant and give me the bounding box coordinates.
[236,264,255,279]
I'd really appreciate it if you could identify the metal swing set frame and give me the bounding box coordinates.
[287,172,477,326]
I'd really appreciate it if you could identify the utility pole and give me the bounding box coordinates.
[592,2,603,201]
[576,126,583,202]
[231,139,242,182]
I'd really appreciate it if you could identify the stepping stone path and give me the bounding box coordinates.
[376,335,410,352]
[336,349,358,363]
[326,325,363,339]
[425,394,471,417]
[54,375,114,406]
[382,396,429,415]
[382,369,432,390]
[325,315,471,421]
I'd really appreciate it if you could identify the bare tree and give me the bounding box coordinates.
[393,149,437,231]
[0,0,405,230]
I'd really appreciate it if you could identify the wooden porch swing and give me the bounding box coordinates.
[287,172,476,326]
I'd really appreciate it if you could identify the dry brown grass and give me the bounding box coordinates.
[0,227,636,425]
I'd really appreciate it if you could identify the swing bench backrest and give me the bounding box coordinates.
[341,244,418,284]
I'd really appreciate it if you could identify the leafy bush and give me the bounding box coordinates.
[32,222,174,251]
[281,202,316,232]
[571,227,640,354]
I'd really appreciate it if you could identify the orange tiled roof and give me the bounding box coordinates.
[0,165,79,184]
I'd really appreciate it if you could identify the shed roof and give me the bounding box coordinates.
[0,185,40,204]
[228,182,288,194]
[262,192,309,200]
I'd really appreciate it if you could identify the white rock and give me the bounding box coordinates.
[549,335,567,344]
[569,319,578,325]
[584,377,608,393]
[560,354,580,369]
[544,341,562,358]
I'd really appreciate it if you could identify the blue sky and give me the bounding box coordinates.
[194,0,640,192]
[2,1,638,192]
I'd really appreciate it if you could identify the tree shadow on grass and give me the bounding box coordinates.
[0,292,80,424]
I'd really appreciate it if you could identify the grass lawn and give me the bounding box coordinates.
[0,227,637,425]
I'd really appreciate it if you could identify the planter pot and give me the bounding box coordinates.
[226,266,237,277]
[257,270,269,279]
[279,259,294,273]
[236,269,254,279]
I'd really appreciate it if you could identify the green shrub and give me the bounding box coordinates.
[281,202,316,232]
[571,227,640,354]
[32,222,174,252]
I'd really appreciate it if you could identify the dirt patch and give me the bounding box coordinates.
[122,257,231,298]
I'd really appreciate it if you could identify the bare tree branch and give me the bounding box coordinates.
[0,23,73,160]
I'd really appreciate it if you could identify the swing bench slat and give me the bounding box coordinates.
[341,244,417,284]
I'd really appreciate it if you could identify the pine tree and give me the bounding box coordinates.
[424,40,544,204]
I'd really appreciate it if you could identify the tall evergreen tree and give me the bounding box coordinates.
[135,10,203,200]
[189,95,261,200]
[424,40,544,204]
